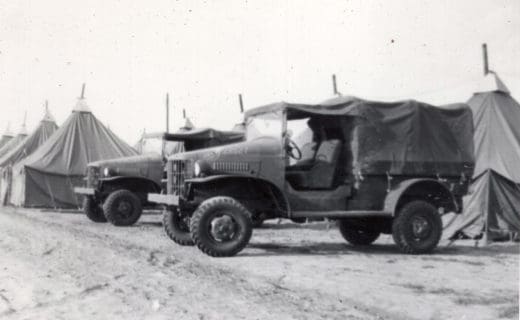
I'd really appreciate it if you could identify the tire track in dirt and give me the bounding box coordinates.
[1,208,397,320]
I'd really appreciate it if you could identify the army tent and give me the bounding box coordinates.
[0,123,28,159]
[445,73,520,240]
[10,97,137,208]
[0,108,58,204]
[0,124,13,150]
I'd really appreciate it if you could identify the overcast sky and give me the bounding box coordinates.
[0,0,518,144]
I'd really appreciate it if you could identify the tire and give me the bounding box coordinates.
[338,219,380,245]
[392,200,442,254]
[83,196,107,223]
[103,190,142,226]
[163,208,194,246]
[190,196,253,257]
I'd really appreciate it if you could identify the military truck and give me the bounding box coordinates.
[75,128,243,226]
[148,96,474,257]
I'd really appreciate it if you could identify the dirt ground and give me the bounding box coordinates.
[0,207,518,320]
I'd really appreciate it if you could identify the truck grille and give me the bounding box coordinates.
[86,166,100,187]
[167,160,192,195]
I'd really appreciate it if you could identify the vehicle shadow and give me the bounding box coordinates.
[244,241,519,258]
[135,221,163,227]
[244,242,401,257]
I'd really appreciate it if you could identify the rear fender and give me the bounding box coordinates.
[384,178,457,215]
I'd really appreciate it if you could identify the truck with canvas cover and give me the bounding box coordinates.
[75,128,243,226]
[148,96,475,256]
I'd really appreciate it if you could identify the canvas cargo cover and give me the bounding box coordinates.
[246,96,474,176]
[163,128,244,143]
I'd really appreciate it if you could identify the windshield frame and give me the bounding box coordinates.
[245,109,286,142]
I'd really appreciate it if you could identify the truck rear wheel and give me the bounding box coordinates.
[338,220,380,245]
[103,190,142,226]
[83,196,107,223]
[163,208,194,246]
[392,200,442,254]
[190,196,252,257]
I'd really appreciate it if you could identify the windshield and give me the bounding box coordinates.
[245,110,284,141]
[139,137,183,156]
[164,140,184,157]
[139,137,163,154]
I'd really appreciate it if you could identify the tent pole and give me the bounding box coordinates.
[238,94,244,113]
[81,83,86,99]
[183,108,186,119]
[166,93,170,133]
[332,74,341,96]
[482,43,489,75]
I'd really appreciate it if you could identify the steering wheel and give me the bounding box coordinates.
[287,139,302,160]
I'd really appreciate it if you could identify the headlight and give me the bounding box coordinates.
[194,162,201,177]
[103,167,111,177]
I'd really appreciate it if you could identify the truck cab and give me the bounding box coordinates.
[149,96,474,257]
[75,128,243,226]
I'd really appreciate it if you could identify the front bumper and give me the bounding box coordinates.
[148,193,179,206]
[74,187,95,196]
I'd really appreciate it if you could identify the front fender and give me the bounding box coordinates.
[99,176,161,193]
[186,175,291,214]
[383,178,457,215]
[186,174,244,184]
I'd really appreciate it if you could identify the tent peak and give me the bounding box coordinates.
[18,122,28,136]
[3,122,13,137]
[181,117,195,130]
[42,105,56,122]
[73,97,92,113]
[475,72,510,94]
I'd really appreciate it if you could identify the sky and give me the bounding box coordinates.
[0,0,519,144]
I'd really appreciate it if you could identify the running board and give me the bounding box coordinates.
[291,210,392,218]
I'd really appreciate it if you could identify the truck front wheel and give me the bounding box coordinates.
[190,196,253,257]
[83,196,107,223]
[103,190,142,226]
[163,208,194,246]
[392,200,442,254]
[338,220,380,245]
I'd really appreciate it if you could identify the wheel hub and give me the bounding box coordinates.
[411,216,430,239]
[117,201,132,217]
[210,215,236,242]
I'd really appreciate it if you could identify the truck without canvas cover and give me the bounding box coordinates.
[75,128,244,226]
[149,96,475,257]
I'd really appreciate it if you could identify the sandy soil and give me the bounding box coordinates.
[0,207,518,320]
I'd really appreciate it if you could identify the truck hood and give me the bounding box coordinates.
[89,153,163,179]
[167,137,283,180]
